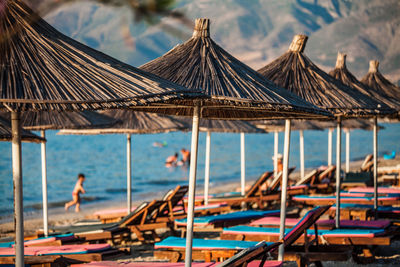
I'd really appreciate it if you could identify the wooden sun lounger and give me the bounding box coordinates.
[205,168,297,208]
[175,209,280,236]
[0,244,126,265]
[328,203,400,220]
[154,206,351,265]
[292,194,400,206]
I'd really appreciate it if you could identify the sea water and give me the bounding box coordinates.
[0,123,399,217]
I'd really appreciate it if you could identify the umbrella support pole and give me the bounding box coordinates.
[345,130,350,173]
[240,132,246,196]
[127,134,132,214]
[328,128,333,166]
[274,131,279,177]
[335,119,342,228]
[204,131,211,205]
[300,130,304,179]
[373,117,378,219]
[278,119,291,261]
[11,111,24,267]
[40,130,48,237]
[185,104,200,267]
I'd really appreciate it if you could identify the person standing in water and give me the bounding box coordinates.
[65,173,86,212]
[180,148,190,165]
[165,153,178,167]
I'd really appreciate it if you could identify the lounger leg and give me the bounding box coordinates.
[130,226,145,242]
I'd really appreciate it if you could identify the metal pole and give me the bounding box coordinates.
[278,119,291,261]
[11,111,24,267]
[274,131,279,177]
[240,132,246,196]
[335,118,342,228]
[373,117,378,218]
[328,128,333,166]
[345,130,350,173]
[204,131,211,205]
[185,104,200,267]
[40,130,48,237]
[127,134,132,214]
[299,130,305,179]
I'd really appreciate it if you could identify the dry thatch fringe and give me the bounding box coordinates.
[0,114,45,142]
[314,119,382,131]
[361,60,400,104]
[252,120,323,132]
[7,110,118,130]
[139,18,332,120]
[58,110,189,134]
[258,35,394,118]
[177,117,265,133]
[0,0,203,112]
[329,53,400,111]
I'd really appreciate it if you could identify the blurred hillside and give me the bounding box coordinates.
[43,0,400,84]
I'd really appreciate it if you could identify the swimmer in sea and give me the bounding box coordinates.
[165,153,178,168]
[65,173,86,212]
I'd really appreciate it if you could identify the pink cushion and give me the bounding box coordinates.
[71,262,215,267]
[93,208,136,216]
[0,244,110,256]
[349,187,400,194]
[250,217,299,227]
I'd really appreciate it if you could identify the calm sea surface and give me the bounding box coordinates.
[0,123,399,216]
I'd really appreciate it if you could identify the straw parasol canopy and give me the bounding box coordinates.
[178,117,265,133]
[258,35,394,117]
[140,19,332,120]
[253,120,323,132]
[314,119,382,131]
[330,53,400,111]
[0,115,44,143]
[58,110,189,134]
[0,0,203,112]
[361,60,400,105]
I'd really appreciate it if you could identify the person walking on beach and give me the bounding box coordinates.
[65,173,86,212]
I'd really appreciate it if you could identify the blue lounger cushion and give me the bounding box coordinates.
[175,210,280,226]
[154,236,268,250]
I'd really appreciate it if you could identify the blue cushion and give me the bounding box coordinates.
[155,236,267,250]
[175,210,280,225]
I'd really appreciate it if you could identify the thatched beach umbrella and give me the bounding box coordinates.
[140,19,332,265]
[253,120,323,179]
[180,118,265,205]
[0,1,203,265]
[58,110,188,214]
[0,115,45,143]
[329,54,398,216]
[7,110,117,237]
[258,34,393,248]
[361,60,400,104]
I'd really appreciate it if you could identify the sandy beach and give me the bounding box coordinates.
[1,156,400,265]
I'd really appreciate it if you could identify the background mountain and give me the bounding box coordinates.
[42,0,400,84]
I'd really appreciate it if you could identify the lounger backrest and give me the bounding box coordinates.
[283,205,330,246]
[119,200,165,226]
[118,202,149,226]
[216,241,281,267]
[295,169,318,186]
[268,172,282,192]
[361,154,373,171]
[158,185,189,216]
[246,171,273,197]
[318,165,336,182]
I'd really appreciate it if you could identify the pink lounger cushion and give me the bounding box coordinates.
[71,261,283,267]
[251,217,391,229]
[349,187,400,194]
[0,244,110,256]
[93,208,136,216]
